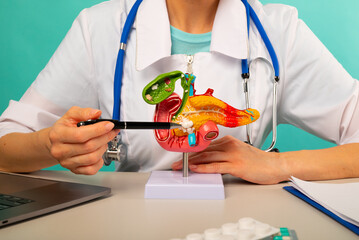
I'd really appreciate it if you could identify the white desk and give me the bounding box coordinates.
[0,171,358,240]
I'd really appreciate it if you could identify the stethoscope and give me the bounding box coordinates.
[103,0,279,166]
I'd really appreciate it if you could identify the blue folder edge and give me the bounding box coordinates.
[283,186,359,236]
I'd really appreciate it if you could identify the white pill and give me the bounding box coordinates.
[255,223,271,235]
[219,236,235,240]
[204,228,221,240]
[238,218,255,230]
[236,229,255,240]
[221,223,238,236]
[186,233,203,240]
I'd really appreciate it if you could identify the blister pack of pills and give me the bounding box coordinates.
[170,217,298,240]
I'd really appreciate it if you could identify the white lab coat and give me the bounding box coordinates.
[1,0,358,171]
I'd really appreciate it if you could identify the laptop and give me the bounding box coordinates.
[0,171,110,227]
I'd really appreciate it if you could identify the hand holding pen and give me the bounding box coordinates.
[48,107,120,175]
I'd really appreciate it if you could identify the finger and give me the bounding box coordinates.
[72,158,104,175]
[53,121,115,144]
[189,162,233,175]
[51,129,119,159]
[62,107,102,125]
[188,139,228,158]
[172,136,243,169]
[172,151,228,170]
[192,135,246,155]
[190,151,230,164]
[171,160,182,170]
[59,145,107,170]
[204,136,236,149]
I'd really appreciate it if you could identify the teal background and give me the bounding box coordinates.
[0,0,358,171]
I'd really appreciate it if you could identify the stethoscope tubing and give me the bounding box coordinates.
[247,2,280,77]
[113,0,143,120]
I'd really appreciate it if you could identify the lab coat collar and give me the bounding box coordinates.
[135,0,249,71]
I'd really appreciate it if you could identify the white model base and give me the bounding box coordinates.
[144,171,225,200]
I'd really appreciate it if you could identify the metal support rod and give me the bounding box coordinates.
[182,152,189,178]
[264,79,278,152]
[243,77,252,145]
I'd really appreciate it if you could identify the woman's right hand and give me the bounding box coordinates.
[48,106,120,175]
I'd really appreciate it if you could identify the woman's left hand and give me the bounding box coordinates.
[171,135,289,184]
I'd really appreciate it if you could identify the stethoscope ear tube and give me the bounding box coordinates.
[246,2,280,77]
[113,0,143,121]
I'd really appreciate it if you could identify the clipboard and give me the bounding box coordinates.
[283,186,359,236]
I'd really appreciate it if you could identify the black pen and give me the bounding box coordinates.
[77,119,182,130]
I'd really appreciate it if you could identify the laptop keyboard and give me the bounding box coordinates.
[0,194,34,210]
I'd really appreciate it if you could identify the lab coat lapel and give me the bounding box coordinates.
[135,0,171,71]
[211,0,249,60]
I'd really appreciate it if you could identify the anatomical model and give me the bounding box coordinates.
[142,70,260,153]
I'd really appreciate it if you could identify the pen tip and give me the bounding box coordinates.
[170,123,183,129]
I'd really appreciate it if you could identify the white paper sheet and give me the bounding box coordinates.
[290,177,359,227]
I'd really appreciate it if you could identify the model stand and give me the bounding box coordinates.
[145,152,225,200]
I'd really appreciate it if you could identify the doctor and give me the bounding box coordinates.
[0,0,359,184]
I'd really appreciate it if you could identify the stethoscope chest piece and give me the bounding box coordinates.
[103,134,128,166]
